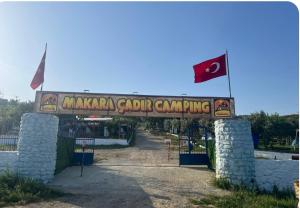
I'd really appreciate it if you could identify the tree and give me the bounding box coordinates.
[248,111,269,147]
[170,119,180,134]
[0,100,34,134]
[163,119,171,132]
[198,118,215,135]
[247,111,299,148]
[143,117,164,130]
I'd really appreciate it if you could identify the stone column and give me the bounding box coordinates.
[214,119,255,186]
[18,113,59,183]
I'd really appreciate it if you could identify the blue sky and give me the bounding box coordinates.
[0,2,298,115]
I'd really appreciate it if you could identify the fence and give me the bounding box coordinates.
[0,135,18,151]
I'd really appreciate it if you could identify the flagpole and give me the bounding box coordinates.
[40,43,47,92]
[225,50,232,98]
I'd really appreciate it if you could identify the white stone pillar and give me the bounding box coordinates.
[214,119,255,186]
[17,113,59,183]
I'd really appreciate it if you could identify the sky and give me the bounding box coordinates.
[0,2,298,115]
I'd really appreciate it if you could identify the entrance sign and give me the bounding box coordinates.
[34,91,235,118]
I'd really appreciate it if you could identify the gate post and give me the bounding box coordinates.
[17,113,59,183]
[214,119,255,186]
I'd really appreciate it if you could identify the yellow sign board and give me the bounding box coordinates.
[34,91,235,118]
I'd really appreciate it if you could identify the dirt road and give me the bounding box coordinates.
[94,129,178,166]
[15,129,227,208]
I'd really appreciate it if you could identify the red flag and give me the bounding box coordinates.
[30,46,47,89]
[193,54,227,83]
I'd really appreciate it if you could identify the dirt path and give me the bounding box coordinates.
[94,129,178,166]
[13,129,227,208]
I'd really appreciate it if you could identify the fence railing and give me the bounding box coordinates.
[0,135,18,151]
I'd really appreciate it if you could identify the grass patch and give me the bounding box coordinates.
[191,190,297,208]
[213,177,233,190]
[192,178,297,208]
[0,171,64,207]
[0,144,17,151]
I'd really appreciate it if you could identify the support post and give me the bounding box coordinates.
[226,50,232,98]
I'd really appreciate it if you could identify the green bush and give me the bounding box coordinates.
[0,171,63,207]
[207,140,215,169]
[55,137,75,174]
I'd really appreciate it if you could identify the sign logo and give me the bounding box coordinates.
[40,93,58,112]
[214,99,231,117]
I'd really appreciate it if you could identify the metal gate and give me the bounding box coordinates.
[73,138,95,166]
[179,124,209,166]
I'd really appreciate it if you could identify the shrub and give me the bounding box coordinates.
[55,136,75,174]
[207,140,215,169]
[0,171,63,207]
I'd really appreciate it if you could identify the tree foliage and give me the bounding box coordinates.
[143,111,298,148]
[0,99,34,134]
[246,111,298,147]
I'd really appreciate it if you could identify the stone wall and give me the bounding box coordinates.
[17,113,59,183]
[215,119,255,186]
[0,151,18,173]
[256,159,299,191]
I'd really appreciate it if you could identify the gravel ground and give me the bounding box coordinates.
[11,129,227,208]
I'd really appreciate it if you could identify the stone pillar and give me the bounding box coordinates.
[214,119,255,186]
[17,113,59,183]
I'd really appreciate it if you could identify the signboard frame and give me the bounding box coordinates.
[34,91,235,119]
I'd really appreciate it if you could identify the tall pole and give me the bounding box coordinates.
[226,50,232,98]
[40,43,47,91]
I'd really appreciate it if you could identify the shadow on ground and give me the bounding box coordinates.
[50,165,154,208]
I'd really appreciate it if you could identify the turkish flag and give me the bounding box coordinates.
[30,48,46,89]
[193,54,227,83]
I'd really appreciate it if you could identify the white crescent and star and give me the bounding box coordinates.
[205,62,220,73]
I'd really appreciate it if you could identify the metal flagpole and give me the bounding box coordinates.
[225,50,232,98]
[40,43,47,91]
